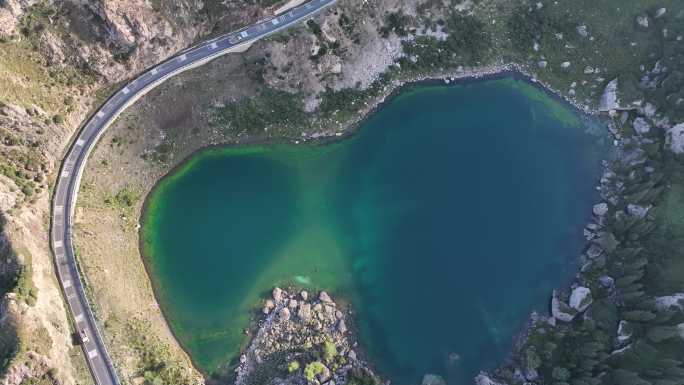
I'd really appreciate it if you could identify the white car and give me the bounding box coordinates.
[79,329,90,344]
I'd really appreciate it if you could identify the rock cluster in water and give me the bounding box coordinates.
[235,288,382,385]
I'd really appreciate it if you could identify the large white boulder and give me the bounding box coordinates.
[667,123,684,154]
[569,287,593,312]
[655,293,684,311]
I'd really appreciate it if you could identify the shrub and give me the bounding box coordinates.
[52,114,65,124]
[287,361,300,373]
[323,340,337,363]
[304,361,327,381]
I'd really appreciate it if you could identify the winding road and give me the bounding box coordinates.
[49,1,336,384]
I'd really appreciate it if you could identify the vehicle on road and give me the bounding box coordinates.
[79,329,90,344]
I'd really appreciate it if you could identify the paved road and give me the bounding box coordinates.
[50,1,336,384]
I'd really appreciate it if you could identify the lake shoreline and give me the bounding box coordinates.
[136,68,612,384]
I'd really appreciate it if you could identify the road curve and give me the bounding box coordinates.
[49,1,336,384]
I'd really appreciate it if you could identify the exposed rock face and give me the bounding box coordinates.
[599,78,620,112]
[569,287,592,312]
[0,0,38,36]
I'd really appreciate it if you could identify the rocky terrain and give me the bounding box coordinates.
[235,288,381,385]
[1,0,684,385]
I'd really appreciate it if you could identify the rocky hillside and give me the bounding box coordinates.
[0,0,289,384]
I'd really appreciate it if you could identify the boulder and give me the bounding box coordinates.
[475,373,506,385]
[524,368,539,381]
[633,117,651,134]
[627,204,650,218]
[337,319,348,334]
[569,287,593,312]
[288,299,299,310]
[576,25,589,38]
[552,290,577,322]
[319,291,333,303]
[655,293,684,311]
[538,60,548,69]
[655,8,667,18]
[273,287,284,303]
[586,243,604,259]
[599,275,614,288]
[617,320,632,344]
[278,307,291,322]
[666,123,684,154]
[561,61,571,69]
[636,15,650,29]
[298,303,312,322]
[422,374,447,385]
[584,65,595,74]
[593,202,609,216]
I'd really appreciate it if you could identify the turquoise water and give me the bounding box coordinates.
[142,78,607,384]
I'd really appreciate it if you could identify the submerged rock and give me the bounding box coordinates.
[422,374,447,385]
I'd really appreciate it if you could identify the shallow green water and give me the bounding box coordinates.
[141,77,607,384]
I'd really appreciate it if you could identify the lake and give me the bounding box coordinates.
[141,77,607,384]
